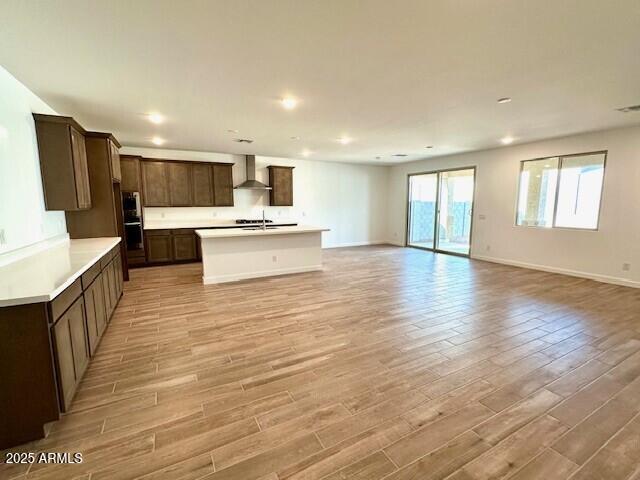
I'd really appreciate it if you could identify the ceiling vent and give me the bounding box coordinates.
[233,138,254,143]
[616,104,640,113]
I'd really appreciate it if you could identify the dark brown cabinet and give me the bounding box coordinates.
[120,155,142,192]
[53,296,89,410]
[140,159,234,207]
[268,166,294,206]
[192,163,214,206]
[142,161,170,206]
[84,274,107,356]
[145,230,173,263]
[173,230,198,261]
[1,244,123,448]
[145,229,199,264]
[109,139,122,183]
[213,163,234,206]
[33,114,92,211]
[168,162,193,206]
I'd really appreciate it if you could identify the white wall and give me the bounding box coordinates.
[120,147,389,248]
[0,66,67,259]
[387,126,640,287]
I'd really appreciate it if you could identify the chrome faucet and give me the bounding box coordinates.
[262,209,266,230]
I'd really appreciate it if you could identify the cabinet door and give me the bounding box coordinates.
[168,162,193,206]
[120,156,141,192]
[84,281,99,355]
[141,161,170,206]
[192,164,214,206]
[107,261,118,314]
[70,126,92,209]
[53,313,76,410]
[213,164,234,206]
[269,167,294,206]
[102,265,113,319]
[109,140,121,183]
[145,231,173,263]
[114,253,123,298]
[173,233,197,261]
[68,297,90,383]
[84,275,107,356]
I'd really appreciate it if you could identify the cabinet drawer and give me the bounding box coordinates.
[50,278,82,321]
[81,261,101,290]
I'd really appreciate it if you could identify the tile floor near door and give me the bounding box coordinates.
[3,245,640,480]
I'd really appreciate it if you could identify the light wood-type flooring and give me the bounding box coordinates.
[3,245,640,480]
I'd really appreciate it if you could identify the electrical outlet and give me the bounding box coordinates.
[272,255,277,262]
[486,245,491,252]
[479,214,486,220]
[622,263,631,271]
[302,211,306,217]
[161,212,166,218]
[0,229,6,245]
[211,212,218,218]
[393,232,398,238]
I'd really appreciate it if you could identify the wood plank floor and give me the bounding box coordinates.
[3,245,640,480]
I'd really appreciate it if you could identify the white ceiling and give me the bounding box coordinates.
[1,0,639,165]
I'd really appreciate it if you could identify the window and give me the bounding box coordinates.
[516,151,606,230]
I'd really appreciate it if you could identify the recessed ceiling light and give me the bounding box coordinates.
[544,164,551,168]
[501,136,515,145]
[301,149,312,157]
[227,129,239,133]
[233,138,254,144]
[337,137,352,145]
[281,97,298,110]
[147,113,164,124]
[425,145,434,149]
[290,136,300,140]
[497,97,512,104]
[151,136,165,146]
[392,154,408,157]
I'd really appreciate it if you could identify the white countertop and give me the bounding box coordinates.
[144,219,298,230]
[0,237,121,307]
[196,225,329,239]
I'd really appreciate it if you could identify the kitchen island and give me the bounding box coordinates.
[196,225,329,284]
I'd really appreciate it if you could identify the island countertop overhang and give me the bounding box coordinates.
[196,225,329,239]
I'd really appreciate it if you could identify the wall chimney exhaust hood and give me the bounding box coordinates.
[234,155,272,190]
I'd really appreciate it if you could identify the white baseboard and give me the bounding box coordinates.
[322,240,389,249]
[203,265,323,284]
[472,254,640,289]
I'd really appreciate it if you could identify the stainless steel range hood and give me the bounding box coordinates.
[234,155,272,190]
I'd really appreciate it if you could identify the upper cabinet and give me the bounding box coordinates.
[108,137,122,183]
[268,166,294,206]
[33,114,91,210]
[167,162,193,206]
[140,159,234,207]
[120,155,142,192]
[192,163,214,206]
[141,160,170,206]
[212,163,234,206]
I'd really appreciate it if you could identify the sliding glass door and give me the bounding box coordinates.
[407,167,475,256]
[407,173,438,249]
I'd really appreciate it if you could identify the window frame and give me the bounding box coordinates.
[515,150,607,231]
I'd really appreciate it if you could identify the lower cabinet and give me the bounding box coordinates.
[1,243,124,449]
[53,297,89,410]
[85,274,107,356]
[52,247,124,412]
[145,229,199,264]
[145,230,173,263]
[173,230,198,261]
